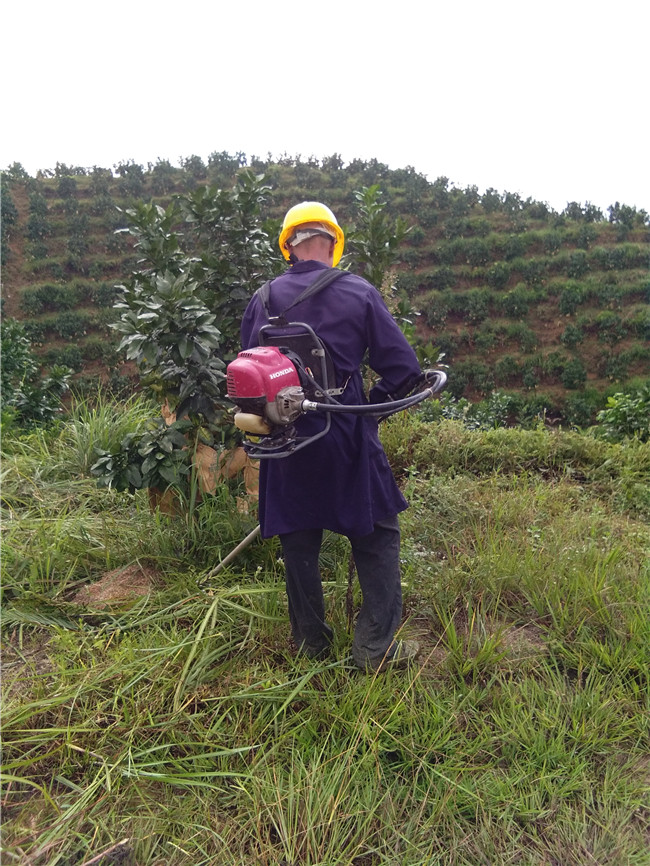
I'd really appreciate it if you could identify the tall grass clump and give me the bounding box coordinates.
[2,401,649,864]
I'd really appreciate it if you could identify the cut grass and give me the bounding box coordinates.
[2,406,649,864]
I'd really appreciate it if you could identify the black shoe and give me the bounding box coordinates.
[358,639,420,673]
[295,639,333,660]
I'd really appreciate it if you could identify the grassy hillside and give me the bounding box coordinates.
[1,401,649,865]
[1,155,649,423]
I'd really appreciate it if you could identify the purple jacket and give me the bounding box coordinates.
[240,260,422,538]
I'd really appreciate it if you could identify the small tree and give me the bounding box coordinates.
[346,185,410,289]
[100,172,281,500]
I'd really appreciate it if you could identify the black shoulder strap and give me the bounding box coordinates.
[254,268,343,321]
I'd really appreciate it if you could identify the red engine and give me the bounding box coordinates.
[226,346,304,424]
[227,346,301,408]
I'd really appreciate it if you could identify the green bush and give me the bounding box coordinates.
[520,258,547,287]
[499,284,535,318]
[407,417,648,483]
[424,265,456,291]
[597,385,650,441]
[561,358,587,390]
[52,310,92,340]
[422,291,450,328]
[26,213,52,241]
[82,336,119,365]
[575,224,598,250]
[465,238,491,267]
[0,318,72,427]
[558,282,585,315]
[57,175,77,198]
[595,311,627,346]
[600,353,628,382]
[506,323,537,352]
[494,355,520,384]
[20,283,81,315]
[455,289,490,324]
[485,261,511,290]
[474,325,496,351]
[44,345,85,371]
[560,323,584,349]
[407,225,426,246]
[563,391,602,427]
[566,250,589,278]
[542,230,564,255]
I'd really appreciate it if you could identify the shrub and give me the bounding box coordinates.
[600,353,628,382]
[0,318,71,427]
[520,258,547,287]
[44,346,85,371]
[566,250,589,278]
[561,323,584,349]
[92,192,116,215]
[57,175,77,198]
[465,238,491,267]
[595,311,627,346]
[485,261,511,290]
[28,191,48,216]
[563,391,601,427]
[629,311,650,340]
[52,310,92,340]
[499,284,534,318]
[504,234,526,260]
[558,282,585,315]
[395,272,420,296]
[521,360,539,389]
[89,282,118,307]
[435,333,458,359]
[494,355,520,384]
[427,266,457,291]
[575,224,598,250]
[26,213,52,241]
[422,291,450,328]
[82,336,118,365]
[561,358,587,390]
[542,230,564,255]
[474,325,496,351]
[595,282,623,310]
[597,385,650,441]
[464,289,491,324]
[506,323,537,352]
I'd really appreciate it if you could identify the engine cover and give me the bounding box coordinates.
[227,346,301,409]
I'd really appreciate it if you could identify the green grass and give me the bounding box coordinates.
[1,405,649,865]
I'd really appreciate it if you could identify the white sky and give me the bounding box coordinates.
[3,0,649,215]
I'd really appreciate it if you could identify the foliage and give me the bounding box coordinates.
[596,385,650,442]
[111,172,280,430]
[0,318,72,428]
[346,185,411,289]
[112,270,226,422]
[2,406,649,864]
[91,417,193,493]
[418,390,517,430]
[3,152,649,435]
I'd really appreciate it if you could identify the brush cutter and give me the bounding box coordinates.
[226,321,447,459]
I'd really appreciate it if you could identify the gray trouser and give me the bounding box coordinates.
[279,516,402,668]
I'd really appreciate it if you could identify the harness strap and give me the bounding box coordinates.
[255,268,343,322]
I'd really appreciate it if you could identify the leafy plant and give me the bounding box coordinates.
[596,385,650,441]
[0,318,72,428]
[346,185,410,289]
[112,270,226,423]
[91,417,193,493]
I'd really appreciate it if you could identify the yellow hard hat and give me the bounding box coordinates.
[279,201,345,266]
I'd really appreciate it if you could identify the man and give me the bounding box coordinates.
[240,201,422,671]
